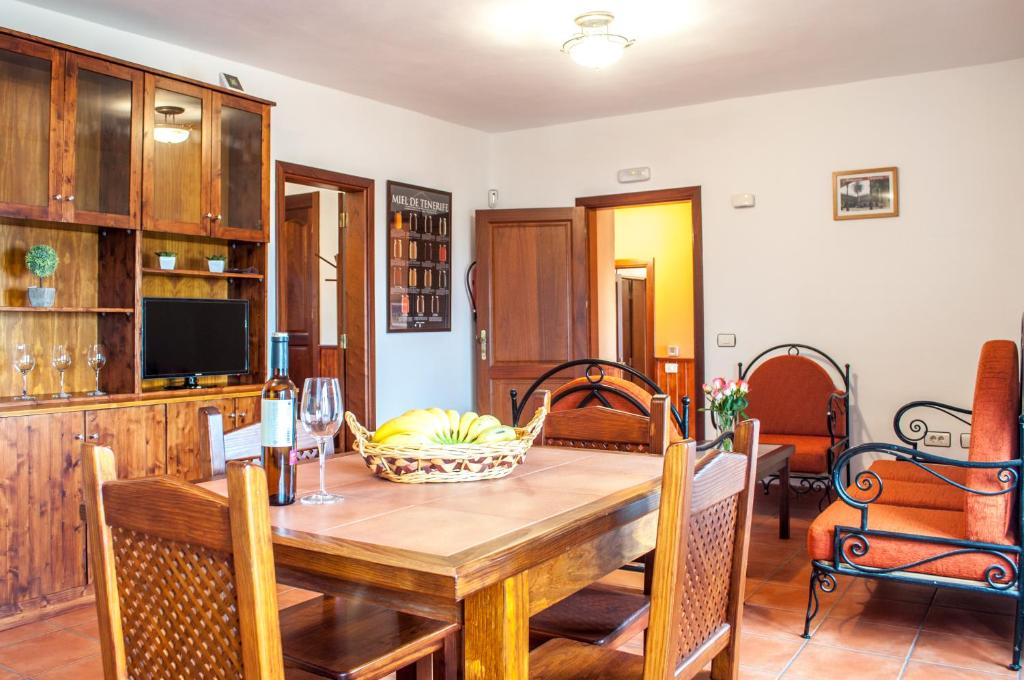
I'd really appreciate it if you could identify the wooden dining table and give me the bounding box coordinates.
[201,445,665,679]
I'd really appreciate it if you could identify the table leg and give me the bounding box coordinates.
[779,461,791,540]
[463,573,529,680]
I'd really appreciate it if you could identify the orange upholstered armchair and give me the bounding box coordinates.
[804,339,1023,670]
[739,344,851,497]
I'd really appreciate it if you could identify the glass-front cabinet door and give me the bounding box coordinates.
[142,75,211,236]
[63,54,143,228]
[211,93,268,241]
[0,35,63,221]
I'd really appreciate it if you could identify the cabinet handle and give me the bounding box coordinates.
[237,411,246,418]
[205,212,213,220]
[53,194,63,201]
[66,195,75,202]
[228,412,237,419]
[88,433,100,440]
[214,214,222,222]
[73,433,85,441]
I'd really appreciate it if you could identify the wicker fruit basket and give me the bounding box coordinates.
[344,407,547,483]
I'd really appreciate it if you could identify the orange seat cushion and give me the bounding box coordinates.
[869,460,968,486]
[551,375,684,441]
[746,355,845,437]
[760,433,835,474]
[845,479,964,511]
[808,501,1015,583]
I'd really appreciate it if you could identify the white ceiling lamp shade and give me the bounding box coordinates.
[153,105,191,144]
[562,11,635,70]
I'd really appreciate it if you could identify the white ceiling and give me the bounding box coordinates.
[24,0,1024,132]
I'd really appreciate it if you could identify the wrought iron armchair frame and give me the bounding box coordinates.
[738,343,852,500]
[893,399,973,451]
[803,418,1024,670]
[510,358,686,432]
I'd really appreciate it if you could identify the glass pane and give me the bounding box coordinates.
[74,68,133,215]
[220,105,262,230]
[0,48,51,208]
[152,88,202,224]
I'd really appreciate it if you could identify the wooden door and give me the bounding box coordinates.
[210,93,269,241]
[0,412,87,610]
[475,208,588,423]
[278,192,321,389]
[141,74,211,236]
[0,35,64,222]
[166,398,234,481]
[85,405,166,479]
[62,54,143,229]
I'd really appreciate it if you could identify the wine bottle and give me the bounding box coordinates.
[261,332,296,506]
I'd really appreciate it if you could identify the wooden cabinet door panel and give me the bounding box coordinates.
[142,75,211,236]
[0,34,64,222]
[210,93,269,242]
[474,208,588,416]
[233,396,260,430]
[0,412,86,609]
[86,405,166,479]
[166,398,233,481]
[62,53,143,229]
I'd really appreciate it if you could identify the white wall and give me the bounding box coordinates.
[1,0,489,421]
[490,59,1024,451]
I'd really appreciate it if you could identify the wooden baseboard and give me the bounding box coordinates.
[0,585,94,631]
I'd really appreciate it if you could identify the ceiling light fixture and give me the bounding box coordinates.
[562,11,634,69]
[153,105,191,144]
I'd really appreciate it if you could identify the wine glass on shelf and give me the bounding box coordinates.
[51,344,72,399]
[12,343,36,401]
[299,377,345,505]
[86,344,107,396]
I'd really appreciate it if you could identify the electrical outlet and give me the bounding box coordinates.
[924,432,951,447]
[717,333,736,348]
[960,433,971,448]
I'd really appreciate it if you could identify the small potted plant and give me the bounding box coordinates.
[156,251,177,270]
[206,254,227,273]
[25,245,58,307]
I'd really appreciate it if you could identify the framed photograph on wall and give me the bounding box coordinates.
[386,181,452,333]
[833,167,899,220]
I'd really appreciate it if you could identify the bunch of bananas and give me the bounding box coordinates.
[371,408,518,446]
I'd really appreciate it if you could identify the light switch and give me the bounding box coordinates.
[664,363,678,374]
[717,333,736,348]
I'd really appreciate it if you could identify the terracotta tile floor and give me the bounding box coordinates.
[0,487,1017,679]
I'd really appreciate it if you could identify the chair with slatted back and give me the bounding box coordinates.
[530,419,760,680]
[527,389,671,649]
[82,443,457,680]
[198,406,334,479]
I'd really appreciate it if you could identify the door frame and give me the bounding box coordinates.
[613,258,655,376]
[275,161,376,428]
[577,186,704,439]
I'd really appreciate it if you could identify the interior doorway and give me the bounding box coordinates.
[579,188,704,439]
[275,162,376,431]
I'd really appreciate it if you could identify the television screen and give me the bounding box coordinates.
[142,298,250,380]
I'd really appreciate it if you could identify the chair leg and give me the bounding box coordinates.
[802,564,837,639]
[433,633,459,680]
[396,656,432,680]
[1011,596,1024,671]
[709,630,740,679]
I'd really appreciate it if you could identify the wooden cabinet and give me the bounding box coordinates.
[0,412,88,613]
[0,35,144,227]
[142,75,269,241]
[85,405,166,479]
[166,395,261,481]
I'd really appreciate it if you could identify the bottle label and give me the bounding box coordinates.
[261,398,294,447]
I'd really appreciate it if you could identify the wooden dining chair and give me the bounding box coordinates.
[529,419,760,680]
[82,443,457,680]
[527,390,671,649]
[198,405,334,479]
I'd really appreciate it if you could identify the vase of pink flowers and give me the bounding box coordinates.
[701,377,750,450]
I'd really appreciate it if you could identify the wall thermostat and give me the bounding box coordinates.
[487,189,498,208]
[666,345,680,357]
[731,193,755,208]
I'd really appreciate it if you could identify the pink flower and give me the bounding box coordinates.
[712,377,726,391]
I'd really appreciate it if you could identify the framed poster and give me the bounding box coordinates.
[387,181,452,332]
[833,167,899,220]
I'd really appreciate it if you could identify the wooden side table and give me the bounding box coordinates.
[756,443,795,539]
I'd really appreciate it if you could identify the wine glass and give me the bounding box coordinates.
[86,344,107,396]
[51,344,72,399]
[12,343,36,401]
[299,377,345,505]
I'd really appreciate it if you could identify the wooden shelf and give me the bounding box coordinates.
[142,267,264,281]
[0,306,134,314]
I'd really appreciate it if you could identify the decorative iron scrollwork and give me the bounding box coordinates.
[893,400,972,450]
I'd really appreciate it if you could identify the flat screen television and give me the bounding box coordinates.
[142,297,250,388]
